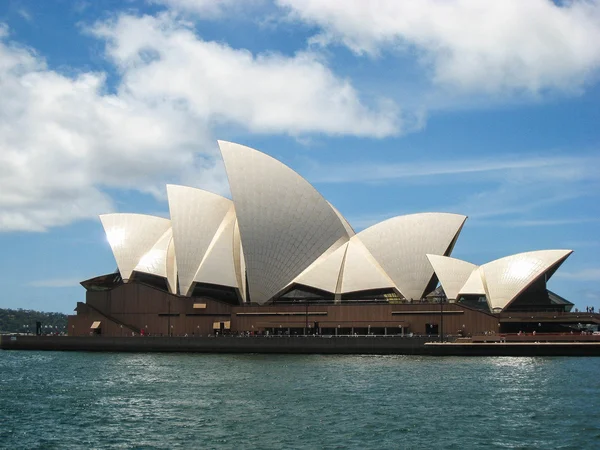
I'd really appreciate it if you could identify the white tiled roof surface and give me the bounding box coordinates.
[426,254,478,300]
[481,249,573,310]
[340,238,396,293]
[167,184,232,296]
[357,213,466,300]
[194,205,238,289]
[134,228,173,279]
[294,239,348,293]
[459,267,486,295]
[233,219,247,302]
[100,213,171,282]
[219,141,350,304]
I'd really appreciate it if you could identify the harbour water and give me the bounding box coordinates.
[1,352,599,449]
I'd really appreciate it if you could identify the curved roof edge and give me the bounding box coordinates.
[357,212,467,300]
[99,213,171,282]
[218,140,350,304]
[167,184,233,296]
[426,254,478,300]
[481,249,573,311]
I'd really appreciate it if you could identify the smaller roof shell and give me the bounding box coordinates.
[134,228,172,278]
[167,185,233,296]
[426,254,478,300]
[480,249,573,311]
[100,213,171,282]
[458,267,486,296]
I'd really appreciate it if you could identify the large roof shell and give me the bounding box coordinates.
[167,185,232,296]
[357,213,467,300]
[100,213,171,282]
[480,249,573,311]
[219,141,350,304]
[426,254,478,300]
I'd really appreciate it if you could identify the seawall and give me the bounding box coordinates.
[3,335,600,356]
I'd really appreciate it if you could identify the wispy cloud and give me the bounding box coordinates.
[563,240,600,248]
[471,217,600,228]
[556,268,600,281]
[309,154,600,185]
[323,152,600,226]
[29,278,83,288]
[17,8,32,22]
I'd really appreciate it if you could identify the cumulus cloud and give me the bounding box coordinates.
[90,13,397,136]
[278,0,600,94]
[0,27,216,231]
[0,14,397,232]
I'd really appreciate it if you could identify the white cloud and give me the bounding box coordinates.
[91,13,398,137]
[278,0,600,94]
[0,27,218,231]
[0,14,396,232]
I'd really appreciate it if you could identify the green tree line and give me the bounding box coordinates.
[0,308,68,334]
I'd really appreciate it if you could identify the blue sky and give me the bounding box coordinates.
[0,0,599,313]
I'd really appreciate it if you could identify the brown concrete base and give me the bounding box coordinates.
[1,335,431,354]
[3,335,600,356]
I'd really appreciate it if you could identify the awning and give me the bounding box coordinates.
[90,321,102,329]
[224,321,231,330]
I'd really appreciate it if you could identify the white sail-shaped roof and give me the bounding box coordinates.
[426,254,478,300]
[294,240,349,293]
[480,249,573,311]
[219,140,350,304]
[459,267,486,296]
[233,219,247,302]
[134,228,172,278]
[357,213,466,300]
[194,205,238,289]
[340,239,396,294]
[328,202,355,237]
[100,213,171,282]
[167,185,232,296]
[166,235,177,294]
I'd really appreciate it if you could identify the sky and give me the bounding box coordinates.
[0,0,599,314]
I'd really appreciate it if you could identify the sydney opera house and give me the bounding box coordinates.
[68,141,584,338]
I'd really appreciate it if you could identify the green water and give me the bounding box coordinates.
[1,352,599,449]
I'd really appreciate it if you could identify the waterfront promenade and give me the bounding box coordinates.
[3,334,600,356]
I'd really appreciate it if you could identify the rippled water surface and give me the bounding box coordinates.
[1,352,599,449]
